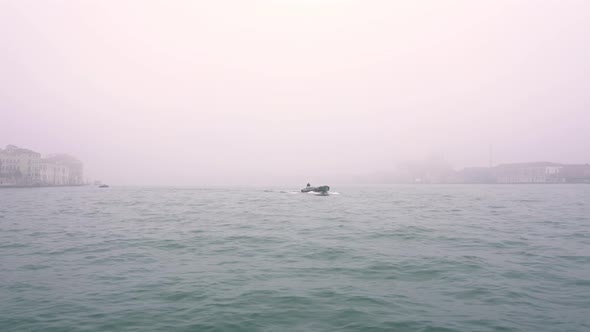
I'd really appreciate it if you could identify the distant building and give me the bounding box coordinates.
[40,160,70,185]
[0,145,41,185]
[494,162,564,184]
[454,162,590,184]
[42,154,84,185]
[561,164,590,183]
[0,145,83,186]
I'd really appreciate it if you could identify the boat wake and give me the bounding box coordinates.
[306,191,340,196]
[277,189,340,195]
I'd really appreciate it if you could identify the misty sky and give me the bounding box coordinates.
[1,1,589,185]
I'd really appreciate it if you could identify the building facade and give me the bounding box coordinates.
[40,161,70,185]
[0,145,83,186]
[42,154,84,185]
[561,164,590,183]
[494,162,564,184]
[0,145,41,185]
[456,162,590,184]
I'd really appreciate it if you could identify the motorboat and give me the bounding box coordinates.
[98,184,109,188]
[301,185,330,193]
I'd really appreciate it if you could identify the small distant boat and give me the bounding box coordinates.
[98,184,109,188]
[301,185,330,193]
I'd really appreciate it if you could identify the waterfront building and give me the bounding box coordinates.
[0,145,83,186]
[0,145,41,185]
[494,162,564,184]
[455,162,590,184]
[42,154,84,185]
[561,164,590,183]
[40,160,70,185]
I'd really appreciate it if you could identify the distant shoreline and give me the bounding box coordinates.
[1,183,589,189]
[0,184,87,189]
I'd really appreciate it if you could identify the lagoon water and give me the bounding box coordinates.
[1,185,589,331]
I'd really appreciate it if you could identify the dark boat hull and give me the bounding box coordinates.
[301,185,330,193]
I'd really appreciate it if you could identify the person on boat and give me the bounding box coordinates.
[307,183,311,187]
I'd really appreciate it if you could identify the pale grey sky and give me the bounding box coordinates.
[1,1,589,185]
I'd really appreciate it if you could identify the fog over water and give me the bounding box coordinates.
[1,1,589,185]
